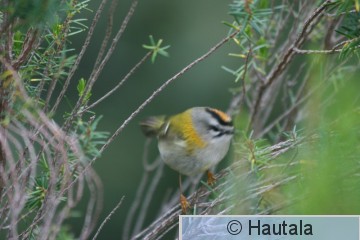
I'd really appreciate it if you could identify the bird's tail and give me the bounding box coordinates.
[139,115,166,137]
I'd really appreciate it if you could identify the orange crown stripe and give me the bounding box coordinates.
[208,108,232,123]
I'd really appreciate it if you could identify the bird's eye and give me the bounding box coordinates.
[209,125,220,132]
[209,125,225,138]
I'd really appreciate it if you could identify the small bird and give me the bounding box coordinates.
[140,107,234,213]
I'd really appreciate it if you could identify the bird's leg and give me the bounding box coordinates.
[179,174,189,213]
[207,170,216,186]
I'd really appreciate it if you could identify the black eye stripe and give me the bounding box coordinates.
[214,132,224,138]
[209,125,234,138]
[214,130,233,138]
[209,125,220,132]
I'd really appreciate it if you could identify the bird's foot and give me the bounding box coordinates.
[180,194,190,214]
[207,170,216,186]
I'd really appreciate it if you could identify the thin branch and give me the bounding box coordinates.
[227,46,252,125]
[324,16,342,49]
[81,52,151,113]
[43,57,67,112]
[12,29,39,70]
[98,30,239,155]
[325,9,357,17]
[258,70,323,137]
[132,163,164,238]
[42,5,77,112]
[133,207,180,240]
[293,47,342,54]
[0,57,95,240]
[69,0,139,124]
[240,47,251,110]
[51,0,108,114]
[93,0,119,70]
[333,36,360,49]
[5,23,13,63]
[92,196,124,240]
[122,140,161,240]
[293,37,360,54]
[79,170,104,240]
[59,30,240,224]
[249,0,331,130]
[134,138,303,239]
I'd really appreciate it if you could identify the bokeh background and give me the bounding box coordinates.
[65,0,239,237]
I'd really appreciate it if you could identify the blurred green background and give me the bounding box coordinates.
[65,0,238,237]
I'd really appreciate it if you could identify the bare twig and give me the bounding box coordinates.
[293,47,342,54]
[42,4,77,112]
[122,140,161,240]
[0,55,98,240]
[325,9,357,17]
[51,0,108,114]
[58,30,239,238]
[98,30,239,155]
[293,36,360,54]
[68,0,139,126]
[239,47,252,112]
[12,29,39,70]
[93,0,119,70]
[134,138,303,239]
[324,16,342,49]
[81,52,152,113]
[92,196,125,240]
[250,1,331,130]
[79,170,104,240]
[132,163,165,238]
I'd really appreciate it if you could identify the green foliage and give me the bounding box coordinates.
[332,0,360,12]
[0,0,106,237]
[6,0,90,106]
[77,78,92,102]
[336,12,360,38]
[233,62,360,215]
[336,11,360,58]
[226,0,360,215]
[55,226,76,240]
[4,0,65,30]
[223,0,282,83]
[2,0,89,31]
[25,115,108,212]
[142,35,170,63]
[75,116,109,159]
[26,175,49,210]
[228,0,279,35]
[290,76,360,214]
